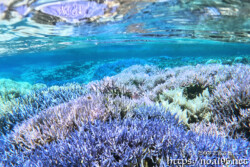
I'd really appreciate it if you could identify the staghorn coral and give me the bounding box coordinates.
[189,121,229,137]
[149,64,238,100]
[159,87,211,125]
[211,65,249,115]
[0,71,153,138]
[112,64,164,97]
[6,91,151,149]
[0,83,87,136]
[213,108,250,140]
[94,64,250,138]
[112,65,249,110]
[0,106,249,166]
[210,65,250,139]
[88,76,140,99]
[111,64,238,101]
[109,64,249,138]
[9,93,107,150]
[4,63,246,140]
[0,63,249,166]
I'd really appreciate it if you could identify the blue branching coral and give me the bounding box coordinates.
[3,92,151,150]
[0,83,87,136]
[0,64,249,166]
[0,106,249,166]
[210,65,250,139]
[110,64,250,139]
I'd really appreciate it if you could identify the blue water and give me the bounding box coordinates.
[0,41,249,85]
[0,0,249,166]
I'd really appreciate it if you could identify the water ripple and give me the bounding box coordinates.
[0,0,249,55]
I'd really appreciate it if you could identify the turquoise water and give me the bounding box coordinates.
[0,0,249,166]
[1,42,249,85]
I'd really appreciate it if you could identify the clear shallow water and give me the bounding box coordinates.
[0,0,249,66]
[0,0,249,166]
[0,0,250,53]
[0,0,249,82]
[0,41,249,85]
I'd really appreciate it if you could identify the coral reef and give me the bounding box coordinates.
[92,59,147,80]
[109,64,248,101]
[112,64,248,102]
[0,83,87,135]
[20,61,97,86]
[212,108,250,140]
[9,93,108,150]
[17,59,146,86]
[189,121,229,137]
[0,79,46,103]
[5,83,152,149]
[210,65,250,139]
[0,63,249,166]
[109,64,250,138]
[111,64,229,100]
[1,106,249,166]
[88,76,140,99]
[211,65,249,114]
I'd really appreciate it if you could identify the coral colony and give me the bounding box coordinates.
[0,63,249,166]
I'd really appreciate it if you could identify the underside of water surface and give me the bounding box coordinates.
[0,0,249,166]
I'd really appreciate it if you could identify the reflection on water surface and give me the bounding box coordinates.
[0,0,249,55]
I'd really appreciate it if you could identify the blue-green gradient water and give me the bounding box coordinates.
[0,0,250,85]
[0,41,249,85]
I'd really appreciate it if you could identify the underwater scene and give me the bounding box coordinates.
[0,0,249,166]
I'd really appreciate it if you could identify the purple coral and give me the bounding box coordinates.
[1,106,248,166]
[6,90,151,149]
[0,63,249,166]
[110,64,250,139]
[0,83,87,135]
[211,65,249,114]
[210,65,250,139]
